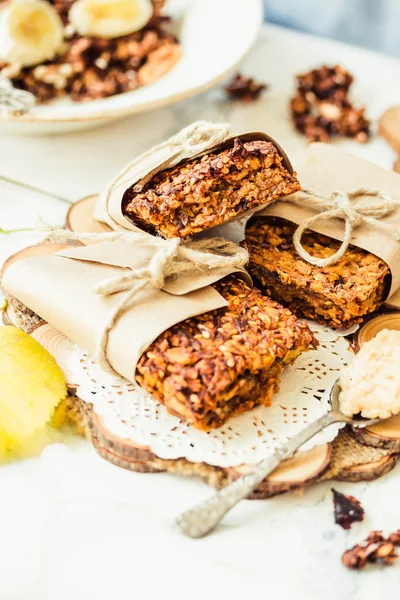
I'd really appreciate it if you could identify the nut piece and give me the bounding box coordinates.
[342,530,400,569]
[290,65,370,143]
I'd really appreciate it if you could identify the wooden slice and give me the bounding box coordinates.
[2,302,19,327]
[336,454,398,482]
[1,243,71,278]
[354,312,400,348]
[227,444,331,499]
[65,195,112,240]
[89,409,331,497]
[90,413,166,473]
[378,106,400,154]
[28,322,76,388]
[350,416,400,451]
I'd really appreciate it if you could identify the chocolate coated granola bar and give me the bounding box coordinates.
[136,275,316,430]
[122,136,300,238]
[244,216,390,329]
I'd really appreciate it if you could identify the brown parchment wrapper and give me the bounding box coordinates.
[253,143,400,297]
[94,122,294,235]
[1,238,250,382]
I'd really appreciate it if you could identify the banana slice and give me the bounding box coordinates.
[0,0,65,68]
[69,0,153,39]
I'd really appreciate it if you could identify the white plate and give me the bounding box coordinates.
[0,0,263,135]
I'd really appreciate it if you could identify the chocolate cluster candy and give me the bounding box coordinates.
[290,64,370,143]
[224,73,268,102]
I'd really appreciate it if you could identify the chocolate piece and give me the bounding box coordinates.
[342,530,400,569]
[136,275,316,430]
[224,73,267,102]
[332,488,364,530]
[123,137,300,239]
[244,216,390,329]
[290,65,370,143]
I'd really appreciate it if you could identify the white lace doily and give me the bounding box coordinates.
[66,322,355,468]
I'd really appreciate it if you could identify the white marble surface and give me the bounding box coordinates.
[1,25,400,600]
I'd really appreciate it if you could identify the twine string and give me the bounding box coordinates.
[47,228,248,374]
[291,187,400,268]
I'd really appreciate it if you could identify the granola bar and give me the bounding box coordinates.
[290,65,370,143]
[244,216,390,329]
[136,275,316,430]
[122,137,300,238]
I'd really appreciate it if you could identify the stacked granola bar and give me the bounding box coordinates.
[244,216,390,329]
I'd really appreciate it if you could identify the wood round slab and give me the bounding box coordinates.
[65,195,112,240]
[229,444,331,499]
[1,302,19,327]
[354,312,400,348]
[91,413,166,473]
[89,409,331,497]
[28,322,77,389]
[1,243,71,278]
[379,106,400,153]
[336,454,398,482]
[350,416,400,451]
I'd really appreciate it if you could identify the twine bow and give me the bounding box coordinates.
[49,229,248,375]
[290,188,400,267]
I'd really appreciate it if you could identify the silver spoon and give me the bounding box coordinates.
[176,379,382,538]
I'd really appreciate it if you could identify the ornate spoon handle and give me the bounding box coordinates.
[176,411,339,538]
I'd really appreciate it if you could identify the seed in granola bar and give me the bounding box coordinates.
[224,73,268,102]
[332,488,364,530]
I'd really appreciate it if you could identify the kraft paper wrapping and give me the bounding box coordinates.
[94,121,294,234]
[253,143,400,297]
[2,237,251,382]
